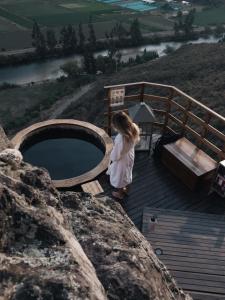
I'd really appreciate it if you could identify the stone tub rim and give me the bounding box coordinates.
[11,119,113,189]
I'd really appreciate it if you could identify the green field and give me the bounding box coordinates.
[139,15,173,32]
[0,16,21,32]
[194,7,225,26]
[0,7,33,28]
[0,0,224,51]
[0,0,129,49]
[0,0,120,26]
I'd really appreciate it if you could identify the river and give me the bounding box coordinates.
[0,36,219,85]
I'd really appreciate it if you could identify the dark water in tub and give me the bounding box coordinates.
[22,138,104,180]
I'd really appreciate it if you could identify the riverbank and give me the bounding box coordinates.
[0,28,210,69]
[1,43,225,138]
[0,34,220,85]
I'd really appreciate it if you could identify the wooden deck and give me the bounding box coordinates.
[99,151,225,300]
[100,152,225,230]
[142,208,225,300]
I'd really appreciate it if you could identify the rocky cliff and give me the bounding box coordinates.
[0,126,192,300]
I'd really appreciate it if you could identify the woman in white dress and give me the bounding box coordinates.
[107,111,140,199]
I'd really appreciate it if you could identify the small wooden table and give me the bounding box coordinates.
[162,137,217,190]
[81,180,104,196]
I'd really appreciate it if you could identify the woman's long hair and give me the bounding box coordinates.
[112,111,140,151]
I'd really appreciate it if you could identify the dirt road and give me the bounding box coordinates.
[48,82,97,119]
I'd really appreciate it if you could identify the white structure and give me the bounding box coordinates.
[142,0,156,4]
[182,1,190,5]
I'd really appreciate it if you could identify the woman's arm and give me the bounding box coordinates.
[110,134,123,161]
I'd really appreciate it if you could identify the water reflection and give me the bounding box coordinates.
[0,36,219,85]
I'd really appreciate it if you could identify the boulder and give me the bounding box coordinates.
[0,125,192,300]
[0,153,106,300]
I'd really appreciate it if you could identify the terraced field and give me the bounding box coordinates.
[0,0,130,49]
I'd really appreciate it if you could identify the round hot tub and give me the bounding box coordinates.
[11,120,112,189]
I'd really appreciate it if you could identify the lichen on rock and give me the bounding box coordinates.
[0,125,192,300]
[61,192,192,300]
[0,148,23,167]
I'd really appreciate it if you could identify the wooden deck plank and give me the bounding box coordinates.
[100,151,225,229]
[99,147,225,299]
[191,291,225,300]
[142,208,225,298]
[171,271,225,285]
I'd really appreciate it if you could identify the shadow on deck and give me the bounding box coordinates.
[100,152,225,299]
[100,152,225,230]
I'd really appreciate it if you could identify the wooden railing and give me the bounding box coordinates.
[104,82,225,161]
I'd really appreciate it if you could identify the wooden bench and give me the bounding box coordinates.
[81,180,104,196]
[162,137,217,190]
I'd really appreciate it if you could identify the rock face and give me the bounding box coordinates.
[62,192,191,300]
[0,126,192,300]
[0,127,12,152]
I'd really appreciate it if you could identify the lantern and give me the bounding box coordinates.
[128,102,156,154]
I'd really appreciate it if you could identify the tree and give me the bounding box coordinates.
[95,55,107,73]
[31,21,46,56]
[215,24,225,37]
[60,26,68,53]
[104,31,122,72]
[60,25,77,54]
[174,9,195,38]
[69,24,77,51]
[173,22,180,38]
[111,22,127,41]
[130,18,142,46]
[83,46,96,74]
[32,20,40,44]
[183,9,195,37]
[78,22,85,51]
[60,61,81,78]
[46,29,57,52]
[173,10,183,37]
[88,16,96,50]
[105,32,117,60]
[177,10,183,29]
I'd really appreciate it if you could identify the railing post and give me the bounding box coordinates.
[107,88,112,137]
[181,100,192,136]
[140,83,145,102]
[162,88,174,135]
[198,112,212,149]
[221,145,225,161]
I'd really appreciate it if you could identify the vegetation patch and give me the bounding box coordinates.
[194,6,225,25]
[140,15,173,31]
[0,7,32,28]
[0,16,21,32]
[59,3,86,9]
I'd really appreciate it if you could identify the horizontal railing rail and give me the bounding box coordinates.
[104,82,225,161]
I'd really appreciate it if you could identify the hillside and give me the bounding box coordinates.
[58,43,225,131]
[111,43,225,116]
[1,43,225,135]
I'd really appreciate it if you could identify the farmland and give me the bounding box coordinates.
[194,6,225,26]
[0,0,173,50]
[0,0,225,51]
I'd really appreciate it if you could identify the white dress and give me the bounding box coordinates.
[106,133,135,189]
